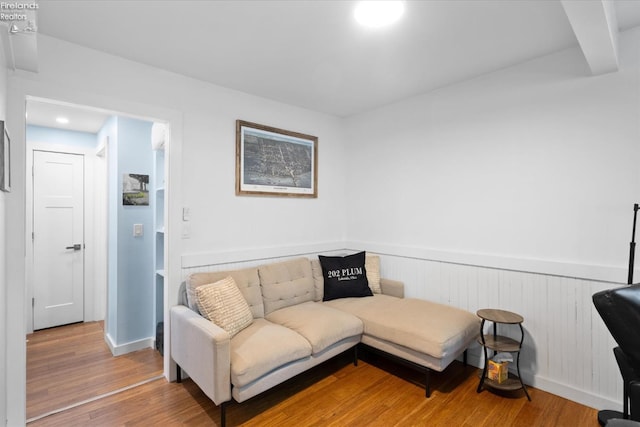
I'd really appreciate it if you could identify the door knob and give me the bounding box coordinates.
[65,244,82,251]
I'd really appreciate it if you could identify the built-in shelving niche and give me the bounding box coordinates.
[153,145,165,354]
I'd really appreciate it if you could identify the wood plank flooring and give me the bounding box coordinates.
[28,345,599,426]
[27,321,163,421]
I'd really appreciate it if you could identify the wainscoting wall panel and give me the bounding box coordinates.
[375,253,622,411]
[180,247,623,411]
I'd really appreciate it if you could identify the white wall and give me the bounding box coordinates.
[5,35,346,426]
[343,27,640,409]
[345,27,640,283]
[178,91,347,260]
[94,135,108,323]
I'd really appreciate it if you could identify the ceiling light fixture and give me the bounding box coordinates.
[56,117,69,124]
[354,1,405,28]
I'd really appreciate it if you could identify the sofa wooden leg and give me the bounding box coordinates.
[354,345,358,366]
[463,349,468,366]
[220,401,227,427]
[425,369,431,398]
[176,365,182,383]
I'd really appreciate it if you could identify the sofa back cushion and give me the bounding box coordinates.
[258,258,315,315]
[186,267,264,318]
[311,259,324,302]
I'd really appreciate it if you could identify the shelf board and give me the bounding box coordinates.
[478,335,521,352]
[481,373,525,391]
[156,228,165,234]
[477,308,523,324]
[156,269,165,277]
[156,187,165,192]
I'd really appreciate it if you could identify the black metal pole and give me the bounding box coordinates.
[598,204,640,425]
[628,203,639,285]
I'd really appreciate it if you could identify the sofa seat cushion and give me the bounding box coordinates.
[266,301,363,354]
[325,295,479,359]
[230,318,312,388]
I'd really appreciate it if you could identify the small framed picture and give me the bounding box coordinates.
[123,173,149,205]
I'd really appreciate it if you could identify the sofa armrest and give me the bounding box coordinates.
[380,278,404,298]
[170,305,232,405]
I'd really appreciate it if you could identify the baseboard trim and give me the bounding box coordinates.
[532,375,622,412]
[463,349,619,412]
[105,333,154,357]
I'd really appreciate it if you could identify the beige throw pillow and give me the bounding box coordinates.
[365,255,381,294]
[195,276,253,338]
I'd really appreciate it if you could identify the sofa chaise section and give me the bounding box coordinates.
[311,258,479,396]
[324,294,479,390]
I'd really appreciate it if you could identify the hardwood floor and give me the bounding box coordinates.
[28,346,599,426]
[27,321,163,421]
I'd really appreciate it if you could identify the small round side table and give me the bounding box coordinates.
[476,308,531,401]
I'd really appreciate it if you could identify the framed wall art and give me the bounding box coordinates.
[236,120,318,198]
[123,173,149,205]
[0,121,10,193]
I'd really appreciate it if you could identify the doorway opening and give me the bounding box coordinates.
[24,97,168,421]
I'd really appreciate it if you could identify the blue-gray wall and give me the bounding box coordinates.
[27,125,97,148]
[99,116,155,345]
[116,117,154,343]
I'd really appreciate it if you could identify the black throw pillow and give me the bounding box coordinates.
[319,251,373,301]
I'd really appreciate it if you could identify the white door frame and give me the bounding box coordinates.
[7,88,183,426]
[26,141,97,333]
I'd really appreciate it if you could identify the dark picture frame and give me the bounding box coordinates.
[0,121,10,193]
[236,120,318,198]
[123,173,149,206]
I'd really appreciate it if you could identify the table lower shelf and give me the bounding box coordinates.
[480,372,525,391]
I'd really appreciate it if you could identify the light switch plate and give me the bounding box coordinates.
[182,222,191,239]
[133,223,143,237]
[183,207,191,221]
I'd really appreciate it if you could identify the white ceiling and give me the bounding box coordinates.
[27,100,110,133]
[28,0,640,127]
[615,0,640,30]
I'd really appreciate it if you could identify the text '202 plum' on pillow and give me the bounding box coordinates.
[319,251,373,301]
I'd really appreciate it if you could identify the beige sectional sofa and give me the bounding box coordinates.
[170,255,479,426]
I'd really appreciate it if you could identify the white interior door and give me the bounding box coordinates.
[33,150,85,330]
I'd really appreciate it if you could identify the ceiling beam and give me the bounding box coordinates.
[561,0,619,75]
